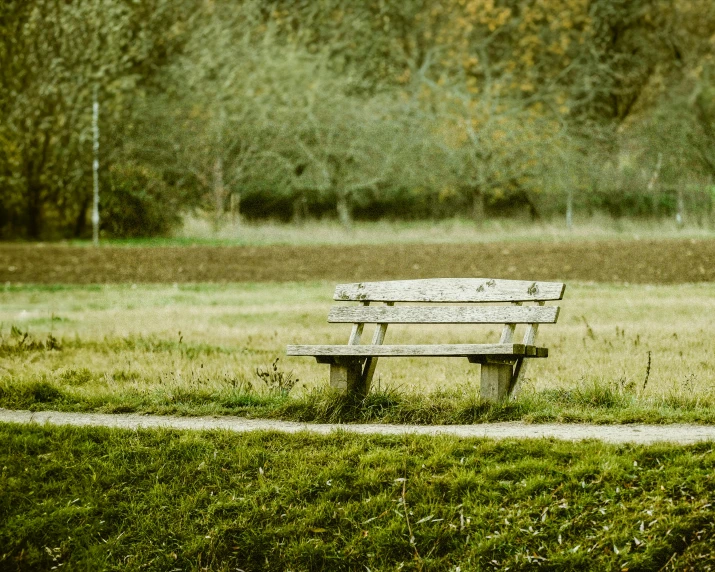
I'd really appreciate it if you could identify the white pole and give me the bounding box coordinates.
[92,85,100,246]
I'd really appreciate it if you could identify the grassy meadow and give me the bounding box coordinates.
[3,423,715,571]
[2,235,714,571]
[1,281,713,423]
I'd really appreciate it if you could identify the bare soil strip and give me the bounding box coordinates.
[3,408,715,444]
[1,239,713,284]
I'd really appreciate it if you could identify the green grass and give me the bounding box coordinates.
[1,282,714,424]
[2,423,715,571]
[5,377,715,425]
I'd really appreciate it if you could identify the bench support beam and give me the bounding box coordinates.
[361,302,394,392]
[480,361,513,402]
[509,301,545,398]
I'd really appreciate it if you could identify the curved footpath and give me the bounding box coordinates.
[2,408,715,445]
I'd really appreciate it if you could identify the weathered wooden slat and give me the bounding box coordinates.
[287,343,552,357]
[333,278,565,303]
[328,305,559,324]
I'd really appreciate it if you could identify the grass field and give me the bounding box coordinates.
[173,216,715,246]
[2,423,715,571]
[2,282,713,423]
[1,232,714,570]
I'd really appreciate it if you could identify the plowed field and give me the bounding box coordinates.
[1,239,713,284]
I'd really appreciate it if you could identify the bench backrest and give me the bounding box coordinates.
[331,278,564,326]
[329,278,564,359]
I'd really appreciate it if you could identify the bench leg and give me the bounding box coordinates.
[509,357,525,397]
[330,359,367,396]
[480,362,513,402]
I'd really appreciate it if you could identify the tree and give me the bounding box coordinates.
[168,1,409,228]
[0,0,197,239]
[140,2,316,227]
[287,86,405,228]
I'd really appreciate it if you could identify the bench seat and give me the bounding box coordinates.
[287,343,548,359]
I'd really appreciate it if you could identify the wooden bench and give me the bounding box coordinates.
[286,278,565,401]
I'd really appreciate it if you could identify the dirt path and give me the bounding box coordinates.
[3,408,715,444]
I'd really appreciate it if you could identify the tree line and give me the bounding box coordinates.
[1,0,714,238]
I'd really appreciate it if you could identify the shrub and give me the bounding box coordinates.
[102,163,182,238]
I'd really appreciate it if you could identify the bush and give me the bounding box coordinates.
[102,163,182,238]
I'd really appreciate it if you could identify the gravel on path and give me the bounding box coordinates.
[2,408,715,445]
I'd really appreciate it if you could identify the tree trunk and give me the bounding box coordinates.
[213,156,225,229]
[566,189,573,229]
[292,194,309,225]
[73,196,91,238]
[26,180,42,240]
[647,153,663,219]
[337,193,353,229]
[229,192,241,225]
[676,187,685,228]
[24,138,45,239]
[92,86,100,246]
[472,188,485,225]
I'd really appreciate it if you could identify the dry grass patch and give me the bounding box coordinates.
[0,282,713,421]
[174,216,715,246]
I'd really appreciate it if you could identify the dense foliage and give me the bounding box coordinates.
[1,0,714,238]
